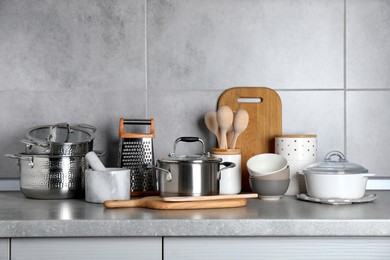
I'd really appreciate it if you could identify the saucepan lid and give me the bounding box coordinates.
[159,137,222,164]
[303,151,368,175]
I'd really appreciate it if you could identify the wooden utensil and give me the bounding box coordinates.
[226,124,234,149]
[230,109,249,149]
[163,193,258,202]
[204,111,220,146]
[218,87,282,191]
[216,106,234,149]
[103,196,247,210]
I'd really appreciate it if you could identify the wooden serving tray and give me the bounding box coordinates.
[218,87,282,191]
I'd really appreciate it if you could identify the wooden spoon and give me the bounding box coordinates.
[217,106,234,149]
[230,109,249,149]
[204,111,220,146]
[226,124,234,149]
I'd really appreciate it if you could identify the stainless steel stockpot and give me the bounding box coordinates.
[21,123,96,156]
[156,137,235,197]
[6,153,90,199]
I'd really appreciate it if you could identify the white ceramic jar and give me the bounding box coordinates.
[212,148,241,195]
[275,135,317,195]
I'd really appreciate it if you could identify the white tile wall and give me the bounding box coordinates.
[148,0,344,90]
[346,0,390,89]
[0,0,389,181]
[346,91,390,175]
[277,90,345,160]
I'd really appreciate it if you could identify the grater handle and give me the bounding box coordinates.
[119,117,155,138]
[123,119,153,125]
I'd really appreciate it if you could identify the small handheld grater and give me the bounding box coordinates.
[118,118,157,196]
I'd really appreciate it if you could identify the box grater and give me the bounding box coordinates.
[118,118,157,196]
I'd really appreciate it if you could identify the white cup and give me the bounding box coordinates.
[212,148,241,195]
[275,135,317,195]
[85,168,130,203]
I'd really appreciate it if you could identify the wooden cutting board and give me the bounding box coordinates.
[104,196,247,210]
[163,193,258,202]
[218,87,282,191]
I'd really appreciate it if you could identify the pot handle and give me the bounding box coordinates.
[217,161,236,180]
[324,151,346,161]
[20,138,51,149]
[153,166,172,182]
[361,173,375,178]
[47,123,70,141]
[171,137,206,156]
[75,123,97,133]
[4,154,34,168]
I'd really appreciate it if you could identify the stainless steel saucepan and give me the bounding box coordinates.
[155,137,235,197]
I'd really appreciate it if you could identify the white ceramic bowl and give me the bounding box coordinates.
[249,166,290,180]
[247,153,288,177]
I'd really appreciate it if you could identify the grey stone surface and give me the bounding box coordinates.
[0,191,389,237]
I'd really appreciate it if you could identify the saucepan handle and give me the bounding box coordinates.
[217,161,236,180]
[153,166,172,182]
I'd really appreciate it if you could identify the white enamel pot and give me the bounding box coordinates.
[302,151,375,199]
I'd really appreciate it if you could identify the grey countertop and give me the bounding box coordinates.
[0,191,389,238]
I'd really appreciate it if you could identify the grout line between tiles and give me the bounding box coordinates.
[145,0,148,117]
[344,0,348,156]
[157,88,390,92]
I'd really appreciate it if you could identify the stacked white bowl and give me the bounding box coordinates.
[247,153,290,200]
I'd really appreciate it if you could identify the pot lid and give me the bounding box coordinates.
[160,153,222,164]
[26,123,96,144]
[159,137,222,164]
[303,151,368,174]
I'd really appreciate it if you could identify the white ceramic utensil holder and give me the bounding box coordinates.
[85,168,131,203]
[212,148,241,195]
[275,135,317,195]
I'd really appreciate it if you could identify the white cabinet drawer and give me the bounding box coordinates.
[12,237,161,260]
[0,239,9,260]
[164,237,390,260]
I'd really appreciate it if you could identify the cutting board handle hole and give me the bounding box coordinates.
[237,97,263,103]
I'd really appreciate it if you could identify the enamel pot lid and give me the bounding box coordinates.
[303,151,368,175]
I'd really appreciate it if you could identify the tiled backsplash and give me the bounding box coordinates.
[0,0,389,181]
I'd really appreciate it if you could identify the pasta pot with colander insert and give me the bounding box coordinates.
[21,123,96,156]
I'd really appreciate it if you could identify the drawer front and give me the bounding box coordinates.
[0,239,9,260]
[164,237,390,260]
[12,237,162,260]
